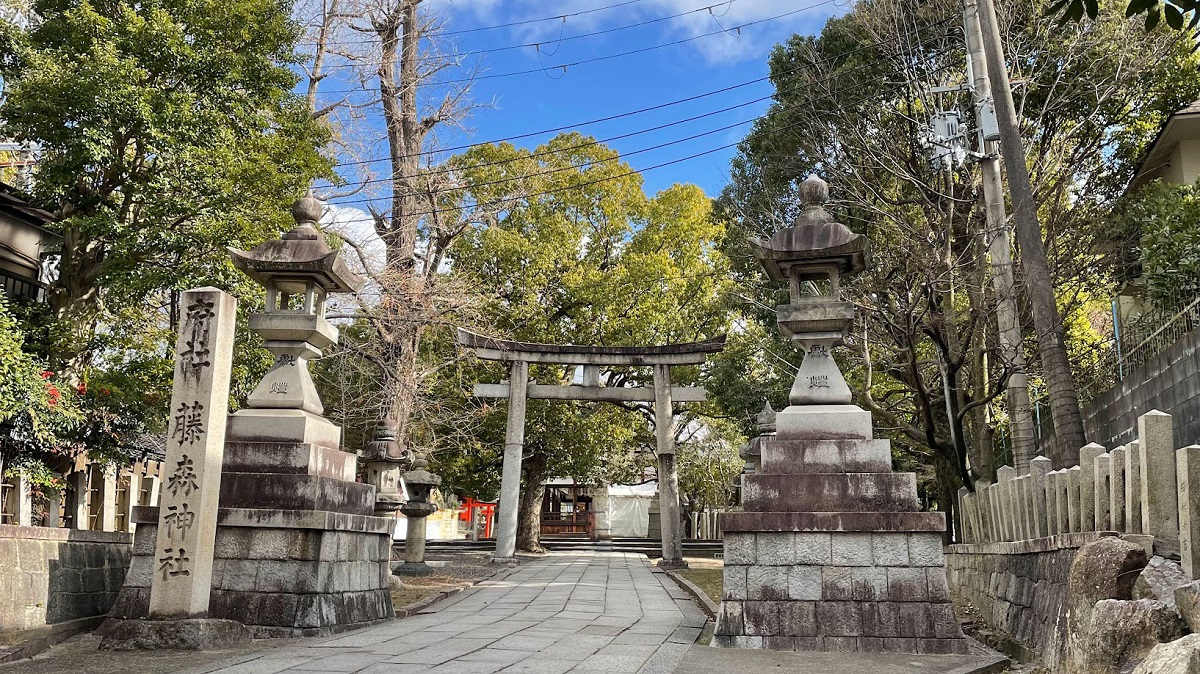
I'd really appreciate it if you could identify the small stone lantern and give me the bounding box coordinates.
[364,419,409,517]
[738,402,776,477]
[395,455,441,577]
[748,175,867,406]
[227,195,363,430]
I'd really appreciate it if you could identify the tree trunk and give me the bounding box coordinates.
[977,0,1086,466]
[934,457,960,545]
[47,228,105,383]
[373,0,430,446]
[516,448,548,553]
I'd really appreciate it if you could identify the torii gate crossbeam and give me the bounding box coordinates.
[457,329,726,568]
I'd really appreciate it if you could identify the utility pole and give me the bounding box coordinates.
[976,0,1086,466]
[963,0,1035,473]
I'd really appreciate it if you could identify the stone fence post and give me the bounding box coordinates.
[1018,475,1033,540]
[998,466,1015,541]
[1045,470,1060,536]
[1178,446,1200,579]
[1110,446,1127,532]
[1030,456,1051,538]
[1067,466,1081,533]
[977,479,994,543]
[1095,454,1111,531]
[1079,444,1104,532]
[1139,410,1179,551]
[1126,441,1142,534]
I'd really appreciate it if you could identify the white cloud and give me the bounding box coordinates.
[321,204,383,314]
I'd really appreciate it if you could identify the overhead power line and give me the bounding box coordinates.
[323,60,956,216]
[437,0,645,37]
[309,0,839,90]
[327,39,956,192]
[307,0,743,56]
[326,20,954,168]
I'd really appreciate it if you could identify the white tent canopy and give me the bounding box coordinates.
[606,482,656,537]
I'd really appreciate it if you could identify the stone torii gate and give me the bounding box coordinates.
[457,329,725,568]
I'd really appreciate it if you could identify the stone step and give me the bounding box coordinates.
[742,473,919,513]
[218,472,376,516]
[759,438,892,474]
[223,441,356,481]
[774,405,874,442]
[720,511,946,533]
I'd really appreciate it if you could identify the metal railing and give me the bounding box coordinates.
[1117,295,1200,375]
[0,267,47,302]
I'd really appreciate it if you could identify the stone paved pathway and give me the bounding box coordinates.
[187,552,706,674]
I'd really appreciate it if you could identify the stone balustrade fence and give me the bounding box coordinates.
[957,409,1200,575]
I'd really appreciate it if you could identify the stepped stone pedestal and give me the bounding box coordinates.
[109,426,396,637]
[715,404,967,654]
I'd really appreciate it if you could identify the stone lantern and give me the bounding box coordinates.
[395,455,441,576]
[226,195,364,444]
[748,174,866,407]
[714,175,967,654]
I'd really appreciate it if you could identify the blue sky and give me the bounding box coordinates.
[309,0,845,244]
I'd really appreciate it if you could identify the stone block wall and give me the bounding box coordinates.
[1082,323,1200,450]
[717,531,963,654]
[0,525,132,634]
[945,532,1150,669]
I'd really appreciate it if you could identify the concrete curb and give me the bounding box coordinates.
[664,569,719,619]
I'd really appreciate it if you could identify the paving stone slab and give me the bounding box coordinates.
[197,553,692,674]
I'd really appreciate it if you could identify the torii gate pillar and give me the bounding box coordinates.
[654,364,685,568]
[493,360,528,563]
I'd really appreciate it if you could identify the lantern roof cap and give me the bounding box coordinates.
[749,175,868,282]
[229,194,364,293]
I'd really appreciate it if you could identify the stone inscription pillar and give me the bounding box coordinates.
[653,363,685,568]
[493,360,529,563]
[148,287,236,618]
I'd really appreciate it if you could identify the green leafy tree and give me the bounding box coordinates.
[1112,178,1200,308]
[0,0,332,380]
[1053,0,1200,31]
[0,295,78,502]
